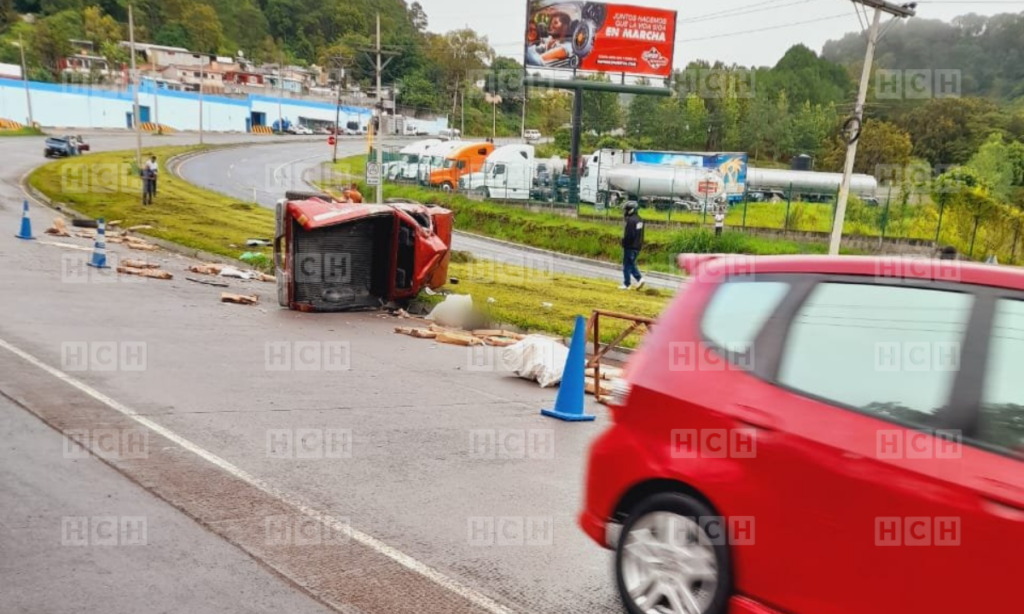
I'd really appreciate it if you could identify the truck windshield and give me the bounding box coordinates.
[443,159,456,169]
[402,154,419,164]
[431,156,444,166]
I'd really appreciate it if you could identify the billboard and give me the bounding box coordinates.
[633,151,749,201]
[525,0,677,78]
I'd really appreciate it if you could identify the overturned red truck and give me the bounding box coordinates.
[274,191,453,311]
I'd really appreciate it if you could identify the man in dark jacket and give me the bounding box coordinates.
[621,201,645,290]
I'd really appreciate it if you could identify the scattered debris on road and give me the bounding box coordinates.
[188,263,275,283]
[44,218,71,237]
[186,277,230,288]
[395,324,525,347]
[122,259,160,269]
[221,293,259,305]
[118,265,173,280]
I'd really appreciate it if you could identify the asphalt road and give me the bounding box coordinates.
[1,131,622,613]
[175,141,681,290]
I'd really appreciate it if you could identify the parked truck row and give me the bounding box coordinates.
[381,140,881,208]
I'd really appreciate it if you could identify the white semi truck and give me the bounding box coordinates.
[385,139,441,181]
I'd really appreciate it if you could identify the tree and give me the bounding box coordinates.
[821,119,912,179]
[791,101,838,159]
[626,92,659,143]
[154,22,190,48]
[182,3,223,53]
[580,75,621,135]
[32,10,82,77]
[82,5,122,48]
[969,134,1017,203]
[901,97,999,167]
[409,1,428,32]
[0,0,16,32]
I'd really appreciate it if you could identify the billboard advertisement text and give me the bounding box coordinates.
[525,0,677,78]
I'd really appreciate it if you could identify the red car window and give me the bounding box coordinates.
[777,282,974,426]
[701,280,790,355]
[979,298,1024,458]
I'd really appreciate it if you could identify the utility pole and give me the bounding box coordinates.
[129,3,141,166]
[16,33,33,127]
[521,83,527,140]
[198,55,204,144]
[460,90,464,136]
[375,13,383,203]
[829,0,916,255]
[331,57,347,163]
[277,50,284,132]
[357,14,399,202]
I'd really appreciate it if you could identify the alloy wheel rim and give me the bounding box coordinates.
[621,511,719,614]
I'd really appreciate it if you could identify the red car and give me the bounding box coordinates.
[580,254,1023,614]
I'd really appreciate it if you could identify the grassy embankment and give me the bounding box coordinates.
[1,126,46,136]
[29,147,670,342]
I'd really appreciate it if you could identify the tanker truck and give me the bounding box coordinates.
[601,164,728,209]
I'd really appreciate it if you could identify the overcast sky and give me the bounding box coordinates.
[413,0,1020,68]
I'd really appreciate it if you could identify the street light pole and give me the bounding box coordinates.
[129,3,141,166]
[198,56,204,144]
[375,12,383,204]
[828,0,915,256]
[16,33,33,128]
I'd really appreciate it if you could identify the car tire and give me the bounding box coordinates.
[615,492,732,614]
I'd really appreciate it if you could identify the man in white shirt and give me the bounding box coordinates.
[145,156,159,196]
[714,208,726,237]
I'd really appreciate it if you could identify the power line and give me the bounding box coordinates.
[678,13,853,43]
[686,0,826,23]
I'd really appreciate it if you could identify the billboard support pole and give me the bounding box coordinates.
[569,88,583,205]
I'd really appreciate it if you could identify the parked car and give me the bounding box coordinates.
[579,254,1023,614]
[69,135,90,152]
[44,136,79,158]
[524,129,542,142]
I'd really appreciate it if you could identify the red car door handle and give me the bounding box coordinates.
[730,404,778,431]
[976,478,1024,521]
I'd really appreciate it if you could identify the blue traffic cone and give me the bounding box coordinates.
[542,315,596,422]
[15,199,34,240]
[87,218,110,269]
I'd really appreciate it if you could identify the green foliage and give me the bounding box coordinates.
[824,14,1024,100]
[899,97,1001,167]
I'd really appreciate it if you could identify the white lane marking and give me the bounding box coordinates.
[0,337,515,614]
[272,153,329,188]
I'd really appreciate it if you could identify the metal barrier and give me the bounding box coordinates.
[585,309,656,403]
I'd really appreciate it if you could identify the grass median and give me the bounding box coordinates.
[29,147,672,340]
[28,146,276,260]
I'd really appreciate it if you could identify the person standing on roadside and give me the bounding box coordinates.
[620,201,646,290]
[145,155,159,196]
[714,206,726,237]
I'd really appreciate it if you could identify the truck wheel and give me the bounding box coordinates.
[474,187,489,199]
[441,182,453,193]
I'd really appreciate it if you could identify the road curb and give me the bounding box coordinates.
[452,229,684,283]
